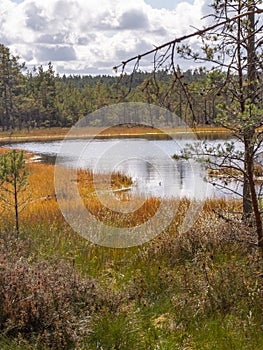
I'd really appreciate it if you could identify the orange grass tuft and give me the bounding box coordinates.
[76,169,161,227]
[0,157,243,243]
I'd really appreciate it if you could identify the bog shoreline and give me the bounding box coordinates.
[0,126,232,144]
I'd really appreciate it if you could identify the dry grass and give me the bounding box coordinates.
[1,159,161,231]
[0,127,69,139]
[0,126,232,144]
[76,169,160,227]
[0,157,249,243]
[0,156,263,349]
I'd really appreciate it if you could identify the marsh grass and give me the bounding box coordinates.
[0,160,262,349]
[0,126,233,145]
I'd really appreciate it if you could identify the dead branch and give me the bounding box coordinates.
[113,9,263,72]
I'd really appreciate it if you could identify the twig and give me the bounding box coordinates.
[113,9,263,71]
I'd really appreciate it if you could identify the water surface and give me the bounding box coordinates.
[4,137,245,199]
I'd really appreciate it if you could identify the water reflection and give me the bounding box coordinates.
[4,137,245,199]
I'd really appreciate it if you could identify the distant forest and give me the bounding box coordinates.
[0,43,228,130]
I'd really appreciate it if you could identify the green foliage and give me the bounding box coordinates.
[172,0,263,246]
[0,150,27,185]
[0,150,30,233]
[0,44,26,130]
[0,234,116,349]
[0,200,263,349]
[216,102,263,134]
[0,42,252,130]
[0,337,35,350]
[87,312,141,350]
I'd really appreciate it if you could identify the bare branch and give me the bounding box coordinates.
[113,9,263,71]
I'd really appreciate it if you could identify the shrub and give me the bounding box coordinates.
[0,233,117,349]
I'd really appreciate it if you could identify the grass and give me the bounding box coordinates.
[0,158,262,349]
[0,125,232,144]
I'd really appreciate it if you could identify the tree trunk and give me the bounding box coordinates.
[245,1,263,255]
[246,147,263,256]
[242,0,257,223]
[14,176,19,235]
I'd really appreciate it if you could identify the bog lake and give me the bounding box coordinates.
[3,133,249,200]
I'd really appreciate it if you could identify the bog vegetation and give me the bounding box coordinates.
[0,0,263,348]
[0,149,262,349]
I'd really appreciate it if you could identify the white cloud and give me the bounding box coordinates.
[0,0,210,75]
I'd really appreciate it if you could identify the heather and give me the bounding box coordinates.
[0,159,262,349]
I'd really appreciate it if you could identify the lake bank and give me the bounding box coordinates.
[0,126,231,144]
[0,158,262,349]
[2,137,223,199]
[2,130,262,200]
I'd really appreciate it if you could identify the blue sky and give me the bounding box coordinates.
[2,0,206,75]
[146,0,193,9]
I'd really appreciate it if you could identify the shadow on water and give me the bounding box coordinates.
[2,133,249,200]
[40,154,56,165]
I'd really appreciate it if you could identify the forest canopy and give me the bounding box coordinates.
[0,43,237,130]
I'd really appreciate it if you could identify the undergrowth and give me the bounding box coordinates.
[0,161,262,349]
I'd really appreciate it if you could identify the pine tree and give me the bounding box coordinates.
[0,44,25,130]
[0,150,30,234]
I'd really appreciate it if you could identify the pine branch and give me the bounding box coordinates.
[113,9,263,71]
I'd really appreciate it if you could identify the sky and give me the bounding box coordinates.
[0,0,210,75]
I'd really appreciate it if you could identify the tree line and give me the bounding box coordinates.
[0,43,238,131]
